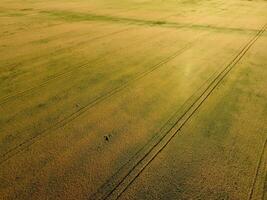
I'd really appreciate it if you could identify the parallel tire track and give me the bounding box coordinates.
[0,10,185,103]
[0,27,133,105]
[0,14,184,105]
[0,35,201,165]
[90,23,267,200]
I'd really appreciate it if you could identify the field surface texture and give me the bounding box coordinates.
[0,0,267,199]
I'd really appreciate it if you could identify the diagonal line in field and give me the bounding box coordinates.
[0,27,132,103]
[90,23,267,200]
[0,33,204,165]
[248,135,267,200]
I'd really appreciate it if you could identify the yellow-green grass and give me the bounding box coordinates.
[0,0,267,199]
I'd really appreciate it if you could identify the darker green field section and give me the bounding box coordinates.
[40,10,260,34]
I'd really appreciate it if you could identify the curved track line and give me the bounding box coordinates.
[0,34,203,165]
[90,23,267,200]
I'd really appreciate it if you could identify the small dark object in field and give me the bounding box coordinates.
[104,134,112,142]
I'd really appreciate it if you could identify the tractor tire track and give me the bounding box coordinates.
[0,27,183,152]
[0,27,133,104]
[0,25,181,106]
[90,23,267,200]
[0,11,185,104]
[0,34,203,165]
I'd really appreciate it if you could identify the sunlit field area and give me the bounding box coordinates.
[0,0,267,199]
